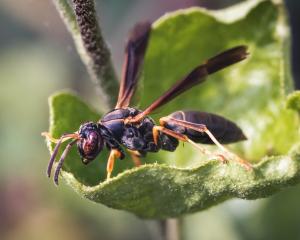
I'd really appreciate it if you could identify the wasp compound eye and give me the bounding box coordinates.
[77,122,104,164]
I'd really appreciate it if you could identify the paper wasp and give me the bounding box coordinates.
[43,22,252,185]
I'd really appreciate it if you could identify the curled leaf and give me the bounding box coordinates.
[63,145,300,218]
[45,0,300,218]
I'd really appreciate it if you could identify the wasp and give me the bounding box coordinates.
[43,22,252,185]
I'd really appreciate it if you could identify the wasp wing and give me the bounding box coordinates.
[115,22,151,109]
[132,46,248,121]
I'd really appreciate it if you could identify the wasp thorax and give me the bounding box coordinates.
[77,122,104,164]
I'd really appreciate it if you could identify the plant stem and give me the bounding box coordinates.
[52,0,119,109]
[146,219,181,240]
[161,219,180,240]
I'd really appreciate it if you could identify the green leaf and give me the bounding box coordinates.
[47,91,300,218]
[45,0,300,218]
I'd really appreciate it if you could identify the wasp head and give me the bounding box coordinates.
[77,122,104,164]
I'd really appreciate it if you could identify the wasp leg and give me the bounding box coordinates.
[107,149,122,179]
[160,117,252,170]
[153,126,187,143]
[152,126,226,163]
[127,150,142,167]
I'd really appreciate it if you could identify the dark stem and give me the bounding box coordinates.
[53,0,119,108]
[72,0,118,107]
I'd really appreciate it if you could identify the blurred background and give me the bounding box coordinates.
[0,0,299,239]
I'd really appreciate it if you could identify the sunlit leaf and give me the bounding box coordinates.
[44,0,300,218]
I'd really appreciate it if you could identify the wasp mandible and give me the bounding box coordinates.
[43,22,252,185]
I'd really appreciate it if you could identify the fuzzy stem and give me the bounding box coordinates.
[161,219,180,240]
[52,0,118,109]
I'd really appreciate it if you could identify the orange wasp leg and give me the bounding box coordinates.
[107,149,122,179]
[159,117,252,170]
[152,126,226,163]
[127,150,142,167]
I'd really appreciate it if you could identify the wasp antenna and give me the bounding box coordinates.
[54,139,78,185]
[47,138,64,178]
[46,133,80,178]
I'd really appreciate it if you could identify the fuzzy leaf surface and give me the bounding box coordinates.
[45,0,300,218]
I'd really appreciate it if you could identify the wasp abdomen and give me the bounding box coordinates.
[166,111,246,144]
